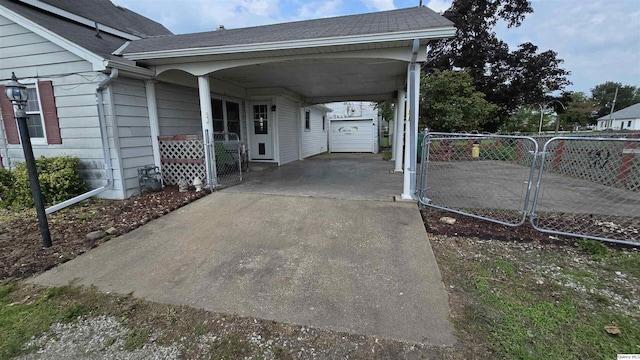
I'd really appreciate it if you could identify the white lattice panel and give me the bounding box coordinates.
[158,136,207,185]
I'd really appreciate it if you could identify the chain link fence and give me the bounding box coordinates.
[419,131,640,245]
[209,132,243,189]
[419,133,538,226]
[531,137,639,243]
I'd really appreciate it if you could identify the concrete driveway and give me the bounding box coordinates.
[31,192,455,345]
[226,153,403,201]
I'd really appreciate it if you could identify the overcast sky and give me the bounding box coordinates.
[115,0,640,95]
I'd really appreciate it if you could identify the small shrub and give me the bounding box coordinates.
[381,151,392,160]
[12,156,87,208]
[0,168,15,207]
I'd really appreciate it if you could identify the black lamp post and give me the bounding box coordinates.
[4,72,52,248]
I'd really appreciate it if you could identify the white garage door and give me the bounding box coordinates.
[330,119,374,153]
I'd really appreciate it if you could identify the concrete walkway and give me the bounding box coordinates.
[31,192,455,345]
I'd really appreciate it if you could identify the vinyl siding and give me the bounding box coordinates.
[301,106,328,158]
[156,82,202,135]
[110,78,153,198]
[0,14,124,199]
[277,96,299,165]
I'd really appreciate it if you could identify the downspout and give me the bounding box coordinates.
[402,39,420,199]
[45,68,118,214]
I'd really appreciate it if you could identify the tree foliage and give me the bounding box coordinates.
[420,70,497,132]
[373,102,395,122]
[591,82,640,117]
[427,0,571,131]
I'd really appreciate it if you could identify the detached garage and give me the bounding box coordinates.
[329,118,377,153]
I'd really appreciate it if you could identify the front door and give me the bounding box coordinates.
[250,104,273,160]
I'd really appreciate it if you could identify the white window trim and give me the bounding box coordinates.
[23,83,48,145]
[211,94,243,139]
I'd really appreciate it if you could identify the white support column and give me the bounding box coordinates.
[198,75,215,188]
[401,62,420,200]
[144,80,161,172]
[394,89,406,172]
[390,98,398,161]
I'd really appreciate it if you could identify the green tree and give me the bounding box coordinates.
[420,70,498,132]
[373,102,394,122]
[558,91,597,128]
[427,0,570,131]
[591,82,640,117]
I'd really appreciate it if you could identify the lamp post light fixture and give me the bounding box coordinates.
[536,100,566,135]
[4,72,52,248]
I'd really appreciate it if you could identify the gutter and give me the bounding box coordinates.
[45,69,119,214]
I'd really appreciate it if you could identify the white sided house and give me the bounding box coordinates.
[597,103,640,131]
[0,0,456,201]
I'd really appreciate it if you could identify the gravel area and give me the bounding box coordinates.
[16,316,180,360]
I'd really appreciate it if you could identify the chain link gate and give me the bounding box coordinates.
[418,131,640,246]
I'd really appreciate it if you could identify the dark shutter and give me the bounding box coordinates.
[0,85,20,144]
[38,81,62,144]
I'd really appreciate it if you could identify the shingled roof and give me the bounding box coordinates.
[598,103,640,121]
[0,0,129,59]
[121,6,454,55]
[38,0,172,38]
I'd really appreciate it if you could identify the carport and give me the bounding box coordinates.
[117,7,456,200]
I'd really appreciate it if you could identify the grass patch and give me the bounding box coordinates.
[433,238,640,360]
[124,328,150,351]
[575,239,611,260]
[381,151,392,161]
[0,284,91,359]
[209,334,253,358]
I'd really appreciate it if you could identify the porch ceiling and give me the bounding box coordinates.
[214,58,407,104]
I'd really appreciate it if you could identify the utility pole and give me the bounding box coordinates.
[607,87,619,129]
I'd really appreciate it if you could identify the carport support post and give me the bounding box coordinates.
[198,75,216,188]
[394,89,406,172]
[391,97,399,161]
[402,62,420,200]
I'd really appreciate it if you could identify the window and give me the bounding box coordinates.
[24,86,46,141]
[322,115,326,131]
[211,99,224,133]
[226,101,241,139]
[0,81,60,145]
[253,104,268,135]
[629,121,633,127]
[304,110,310,131]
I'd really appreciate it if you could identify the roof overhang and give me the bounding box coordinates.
[119,26,455,62]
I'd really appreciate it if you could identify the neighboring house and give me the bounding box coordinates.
[597,103,640,131]
[0,0,455,199]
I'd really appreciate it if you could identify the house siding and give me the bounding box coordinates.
[155,82,202,136]
[301,106,327,158]
[110,78,154,198]
[0,14,124,199]
[277,96,299,165]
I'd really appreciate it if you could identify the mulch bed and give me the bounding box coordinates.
[421,207,569,244]
[421,207,639,247]
[1,186,209,281]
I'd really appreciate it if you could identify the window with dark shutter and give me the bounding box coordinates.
[0,81,61,145]
[38,81,62,144]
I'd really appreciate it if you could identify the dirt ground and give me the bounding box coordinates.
[0,186,208,281]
